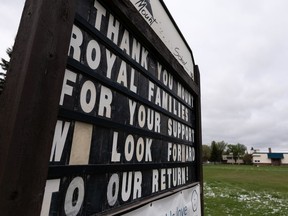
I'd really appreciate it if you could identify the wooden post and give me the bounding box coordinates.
[0,0,76,215]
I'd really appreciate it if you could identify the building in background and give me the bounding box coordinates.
[222,153,244,164]
[252,148,288,166]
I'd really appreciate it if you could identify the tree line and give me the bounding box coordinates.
[202,141,252,164]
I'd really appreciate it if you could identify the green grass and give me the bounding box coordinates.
[203,165,288,216]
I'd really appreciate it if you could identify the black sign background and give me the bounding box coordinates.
[44,0,201,215]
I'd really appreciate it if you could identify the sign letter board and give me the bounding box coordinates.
[45,0,202,215]
[0,0,202,215]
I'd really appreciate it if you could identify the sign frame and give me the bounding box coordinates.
[0,0,203,215]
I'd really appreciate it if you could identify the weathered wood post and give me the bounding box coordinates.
[0,0,76,215]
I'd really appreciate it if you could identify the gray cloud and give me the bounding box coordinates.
[165,0,288,152]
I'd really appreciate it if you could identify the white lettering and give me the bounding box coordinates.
[121,172,132,202]
[124,135,134,161]
[161,169,166,190]
[111,132,121,162]
[167,142,172,162]
[40,179,60,216]
[50,121,70,162]
[106,50,116,79]
[132,38,141,62]
[133,171,142,199]
[120,29,130,55]
[64,177,85,216]
[148,81,154,102]
[68,25,83,61]
[107,14,120,44]
[141,47,148,69]
[60,70,77,106]
[94,0,106,31]
[130,68,137,93]
[145,138,152,162]
[98,86,112,118]
[138,105,146,128]
[80,80,96,113]
[167,118,193,141]
[129,99,137,125]
[117,61,128,87]
[136,137,144,162]
[86,40,101,70]
[107,172,142,206]
[152,169,159,193]
[107,174,119,206]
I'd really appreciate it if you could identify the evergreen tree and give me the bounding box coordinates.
[210,140,227,163]
[202,144,211,162]
[0,47,12,95]
[210,141,219,163]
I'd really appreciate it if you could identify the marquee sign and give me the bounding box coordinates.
[0,0,202,215]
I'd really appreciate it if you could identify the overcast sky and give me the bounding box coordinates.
[1,0,288,152]
[164,0,288,152]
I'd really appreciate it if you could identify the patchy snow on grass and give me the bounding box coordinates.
[204,182,288,215]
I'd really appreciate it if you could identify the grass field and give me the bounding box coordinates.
[203,165,288,216]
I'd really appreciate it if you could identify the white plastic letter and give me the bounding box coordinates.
[68,25,83,61]
[60,70,77,105]
[98,86,112,118]
[86,40,101,70]
[50,121,70,162]
[64,177,85,216]
[40,179,60,216]
[94,0,106,30]
[107,174,119,206]
[80,80,96,113]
